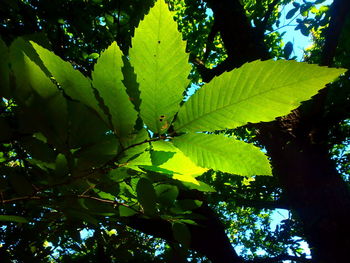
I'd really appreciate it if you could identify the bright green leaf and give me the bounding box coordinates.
[92,42,138,137]
[129,0,191,133]
[88,53,99,59]
[151,141,207,176]
[174,60,346,132]
[173,133,272,176]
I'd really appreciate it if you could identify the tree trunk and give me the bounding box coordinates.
[256,114,350,262]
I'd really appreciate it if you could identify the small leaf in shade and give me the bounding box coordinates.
[0,215,28,223]
[119,206,138,217]
[136,178,157,216]
[284,41,293,58]
[30,42,107,123]
[300,23,310,36]
[172,222,191,248]
[88,53,100,59]
[286,7,298,19]
[155,184,179,207]
[55,153,68,177]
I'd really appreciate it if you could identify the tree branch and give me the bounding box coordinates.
[320,0,350,66]
[199,0,269,82]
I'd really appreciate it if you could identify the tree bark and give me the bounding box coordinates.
[256,116,350,263]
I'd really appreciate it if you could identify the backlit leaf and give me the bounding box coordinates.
[30,42,107,123]
[175,60,346,132]
[173,133,272,176]
[129,0,191,133]
[151,141,207,177]
[92,42,137,137]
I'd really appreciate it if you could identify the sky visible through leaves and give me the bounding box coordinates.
[277,0,334,60]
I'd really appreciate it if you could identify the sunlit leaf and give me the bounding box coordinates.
[129,0,191,133]
[30,42,107,123]
[151,141,207,176]
[175,60,346,132]
[173,133,271,176]
[92,42,137,137]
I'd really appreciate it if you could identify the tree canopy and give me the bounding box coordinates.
[1,0,350,263]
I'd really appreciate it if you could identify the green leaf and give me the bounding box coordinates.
[55,153,68,177]
[151,141,207,176]
[176,199,202,211]
[172,222,191,248]
[119,128,152,170]
[122,56,141,111]
[136,178,157,216]
[155,184,178,207]
[175,60,346,132]
[173,133,272,176]
[0,38,10,98]
[75,134,120,168]
[92,42,137,137]
[129,0,191,133]
[21,137,56,163]
[0,215,28,223]
[181,180,216,192]
[9,45,69,145]
[119,206,138,217]
[299,23,310,36]
[67,101,110,149]
[30,42,107,122]
[88,53,99,59]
